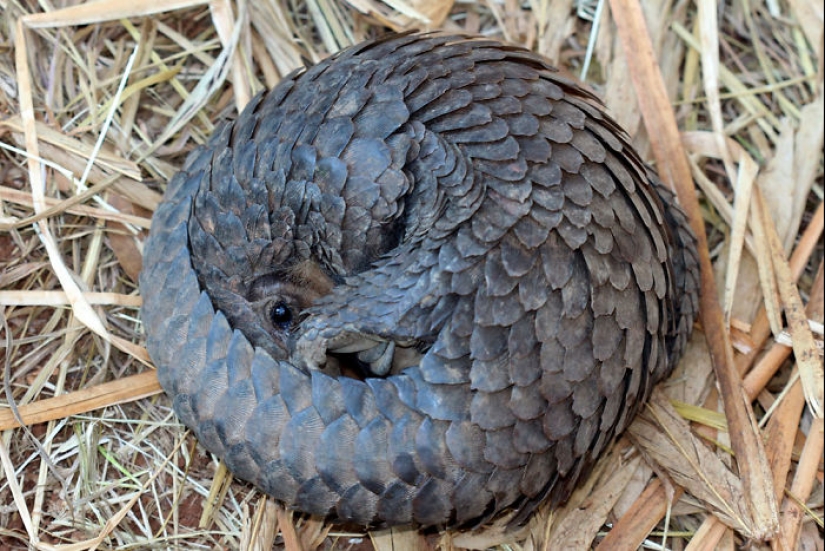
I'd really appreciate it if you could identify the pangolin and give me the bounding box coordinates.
[140,32,700,528]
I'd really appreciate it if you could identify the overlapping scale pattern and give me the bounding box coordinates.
[141,32,700,527]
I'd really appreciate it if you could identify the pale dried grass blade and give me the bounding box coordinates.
[118,18,218,139]
[723,158,758,326]
[200,461,234,528]
[532,0,576,64]
[578,0,606,81]
[741,0,802,123]
[759,120,801,251]
[684,131,759,327]
[151,2,242,151]
[109,335,153,364]
[344,0,454,31]
[736,201,823,384]
[628,391,754,537]
[36,433,188,551]
[1,117,141,180]
[20,0,211,28]
[675,136,781,549]
[0,438,36,545]
[684,154,756,257]
[411,0,455,28]
[748,190,784,337]
[670,401,727,432]
[784,96,825,250]
[0,261,48,288]
[306,0,348,53]
[607,0,694,215]
[786,0,824,62]
[14,16,129,345]
[0,371,162,431]
[548,454,641,549]
[757,263,820,517]
[792,201,825,276]
[105,194,147,281]
[680,17,702,130]
[248,2,305,76]
[370,526,419,551]
[684,517,730,551]
[377,0,430,21]
[604,0,781,543]
[672,22,782,139]
[697,0,736,183]
[74,66,185,132]
[781,417,825,549]
[595,479,683,550]
[276,506,306,551]
[447,514,527,550]
[0,290,141,307]
[210,0,252,110]
[743,341,796,402]
[323,0,359,47]
[0,139,149,238]
[78,44,139,190]
[761,377,808,549]
[16,14,142,366]
[242,496,279,551]
[115,19,154,154]
[755,188,824,418]
[297,517,331,551]
[0,184,151,230]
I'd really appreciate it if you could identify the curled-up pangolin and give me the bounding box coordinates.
[140,32,700,528]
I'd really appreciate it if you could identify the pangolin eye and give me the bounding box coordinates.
[270,301,294,330]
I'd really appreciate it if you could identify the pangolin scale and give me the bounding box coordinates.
[140,32,700,528]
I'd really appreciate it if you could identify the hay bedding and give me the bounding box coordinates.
[0,0,822,549]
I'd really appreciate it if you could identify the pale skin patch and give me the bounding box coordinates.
[247,259,335,344]
[276,261,424,379]
[287,259,335,297]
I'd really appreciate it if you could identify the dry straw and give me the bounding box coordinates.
[0,0,822,549]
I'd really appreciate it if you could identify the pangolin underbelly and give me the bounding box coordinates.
[140,32,700,528]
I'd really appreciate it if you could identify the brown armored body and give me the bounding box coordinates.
[140,32,700,527]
